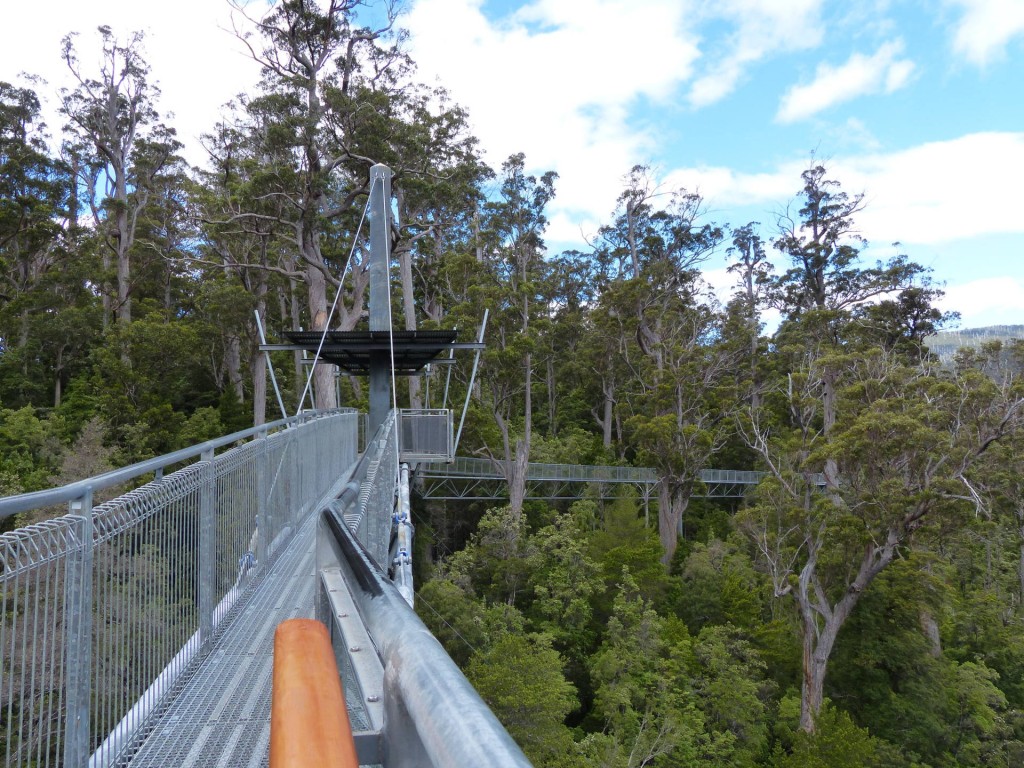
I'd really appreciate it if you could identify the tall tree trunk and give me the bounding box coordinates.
[657,481,674,562]
[101,250,112,330]
[602,377,614,448]
[225,335,244,401]
[508,352,533,521]
[657,481,690,565]
[397,240,422,409]
[795,533,896,732]
[114,161,132,325]
[252,348,267,426]
[509,437,529,518]
[252,267,270,426]
[53,347,64,408]
[799,609,828,733]
[546,356,556,437]
[822,368,839,487]
[1017,510,1024,611]
[306,261,337,410]
[289,277,303,406]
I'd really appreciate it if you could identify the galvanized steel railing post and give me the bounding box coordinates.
[257,433,270,567]
[199,447,216,647]
[63,489,94,768]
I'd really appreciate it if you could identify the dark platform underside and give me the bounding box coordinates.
[283,330,459,375]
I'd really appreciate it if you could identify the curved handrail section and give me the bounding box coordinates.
[320,505,532,768]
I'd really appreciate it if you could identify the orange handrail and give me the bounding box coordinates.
[269,619,360,768]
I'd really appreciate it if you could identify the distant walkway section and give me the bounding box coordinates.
[416,457,766,500]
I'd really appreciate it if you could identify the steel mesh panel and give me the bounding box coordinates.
[1,519,76,768]
[343,414,398,570]
[125,518,315,767]
[125,516,372,767]
[1,411,360,768]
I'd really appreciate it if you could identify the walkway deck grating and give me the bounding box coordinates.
[125,514,371,768]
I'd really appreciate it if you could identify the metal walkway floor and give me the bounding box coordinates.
[126,514,366,767]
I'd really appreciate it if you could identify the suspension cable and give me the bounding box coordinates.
[295,180,375,417]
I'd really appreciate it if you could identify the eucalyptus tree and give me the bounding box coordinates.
[739,165,1024,734]
[60,26,181,328]
[742,343,1024,735]
[474,153,557,518]
[771,166,929,487]
[592,164,663,281]
[220,0,488,413]
[592,186,730,563]
[0,81,78,406]
[197,116,312,422]
[620,270,734,565]
[220,0,399,408]
[724,223,772,408]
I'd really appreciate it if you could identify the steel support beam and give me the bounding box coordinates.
[368,164,393,437]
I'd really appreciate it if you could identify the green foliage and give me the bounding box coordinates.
[692,625,774,766]
[589,570,703,767]
[588,497,671,615]
[87,318,215,461]
[415,576,525,666]
[444,504,540,605]
[772,699,880,768]
[525,511,603,663]
[466,632,578,765]
[0,406,64,495]
[676,537,763,633]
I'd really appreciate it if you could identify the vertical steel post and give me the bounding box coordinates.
[63,489,93,768]
[255,309,289,420]
[199,447,216,648]
[256,433,270,569]
[368,163,393,436]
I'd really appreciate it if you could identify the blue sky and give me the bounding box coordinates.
[400,0,1024,328]
[4,0,1023,328]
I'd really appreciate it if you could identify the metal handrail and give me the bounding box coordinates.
[319,505,531,767]
[417,457,777,486]
[1,409,359,768]
[0,410,356,520]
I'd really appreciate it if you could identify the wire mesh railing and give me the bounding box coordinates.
[338,412,399,570]
[0,409,358,768]
[397,409,453,463]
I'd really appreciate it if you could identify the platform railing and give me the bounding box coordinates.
[397,409,453,464]
[331,413,400,571]
[0,409,359,768]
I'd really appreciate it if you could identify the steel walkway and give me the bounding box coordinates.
[124,514,371,767]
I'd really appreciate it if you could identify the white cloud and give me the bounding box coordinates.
[687,0,824,107]
[662,164,799,208]
[404,0,700,221]
[664,132,1024,246]
[947,0,1024,65]
[776,39,915,123]
[1,1,262,167]
[937,276,1024,328]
